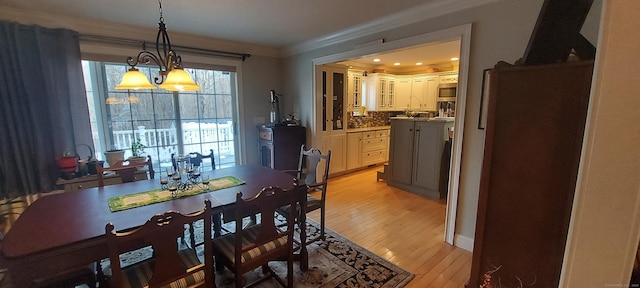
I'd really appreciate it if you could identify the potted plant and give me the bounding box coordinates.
[128,139,147,164]
[104,147,125,167]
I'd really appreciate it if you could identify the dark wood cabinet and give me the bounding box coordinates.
[467,61,594,288]
[258,126,306,170]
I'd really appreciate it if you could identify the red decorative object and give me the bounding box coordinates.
[55,156,78,173]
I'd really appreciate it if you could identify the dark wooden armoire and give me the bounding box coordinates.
[258,125,306,171]
[467,61,594,287]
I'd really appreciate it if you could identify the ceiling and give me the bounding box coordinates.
[0,0,440,49]
[0,0,467,66]
[339,40,461,72]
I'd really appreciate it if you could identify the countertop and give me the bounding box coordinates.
[346,125,391,132]
[390,116,455,122]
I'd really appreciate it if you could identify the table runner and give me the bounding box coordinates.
[107,176,245,212]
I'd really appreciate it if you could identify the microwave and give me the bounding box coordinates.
[438,83,457,101]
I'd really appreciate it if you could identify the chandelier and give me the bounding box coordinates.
[115,0,200,92]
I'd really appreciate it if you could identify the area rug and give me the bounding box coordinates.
[111,219,414,288]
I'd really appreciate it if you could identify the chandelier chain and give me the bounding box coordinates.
[158,0,164,23]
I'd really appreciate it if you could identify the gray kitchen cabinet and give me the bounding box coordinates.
[413,121,443,190]
[389,120,415,184]
[388,118,453,198]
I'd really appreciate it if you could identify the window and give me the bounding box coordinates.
[82,61,238,172]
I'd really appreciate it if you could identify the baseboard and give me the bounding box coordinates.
[454,234,474,252]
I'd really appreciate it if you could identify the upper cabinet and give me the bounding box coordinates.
[423,76,439,111]
[438,72,458,84]
[347,71,364,112]
[395,76,412,110]
[349,70,457,112]
[398,75,439,111]
[365,73,396,111]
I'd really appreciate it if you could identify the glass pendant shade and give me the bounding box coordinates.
[159,68,201,91]
[115,68,156,90]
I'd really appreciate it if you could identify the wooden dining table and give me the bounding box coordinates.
[1,164,307,287]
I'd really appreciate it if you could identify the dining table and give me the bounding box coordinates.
[0,164,307,287]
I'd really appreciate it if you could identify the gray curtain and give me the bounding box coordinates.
[0,21,93,198]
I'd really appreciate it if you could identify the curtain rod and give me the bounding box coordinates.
[79,34,251,61]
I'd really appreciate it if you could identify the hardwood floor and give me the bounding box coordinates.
[307,166,472,288]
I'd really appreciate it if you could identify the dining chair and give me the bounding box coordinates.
[104,199,215,288]
[211,185,305,288]
[96,155,155,187]
[172,149,215,172]
[171,150,216,250]
[278,145,331,243]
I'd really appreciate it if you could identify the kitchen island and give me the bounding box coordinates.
[387,117,453,199]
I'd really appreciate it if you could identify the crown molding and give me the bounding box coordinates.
[283,0,499,57]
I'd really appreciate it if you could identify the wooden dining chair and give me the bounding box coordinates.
[104,199,215,288]
[211,185,305,288]
[172,149,215,172]
[189,149,216,171]
[278,145,331,243]
[96,155,155,187]
[170,150,216,250]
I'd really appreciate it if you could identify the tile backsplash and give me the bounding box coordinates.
[347,111,403,128]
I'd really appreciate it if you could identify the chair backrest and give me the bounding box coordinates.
[172,149,215,172]
[96,155,155,187]
[228,184,305,268]
[105,199,214,288]
[297,145,331,189]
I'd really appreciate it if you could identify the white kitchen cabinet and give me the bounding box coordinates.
[409,76,425,110]
[409,75,439,111]
[394,75,438,112]
[387,78,396,110]
[388,118,453,198]
[318,65,347,175]
[346,128,389,170]
[365,74,395,111]
[361,130,387,166]
[347,71,364,113]
[423,76,439,111]
[438,72,458,84]
[395,76,412,111]
[346,132,361,170]
[327,133,347,174]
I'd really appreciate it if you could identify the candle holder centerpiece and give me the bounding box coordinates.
[160,158,209,197]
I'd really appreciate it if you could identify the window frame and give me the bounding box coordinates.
[82,59,244,170]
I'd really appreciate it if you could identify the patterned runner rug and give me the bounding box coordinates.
[107,176,245,212]
[110,219,414,288]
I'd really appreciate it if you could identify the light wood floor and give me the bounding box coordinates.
[306,166,472,288]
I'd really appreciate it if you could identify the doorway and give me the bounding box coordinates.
[310,24,472,245]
